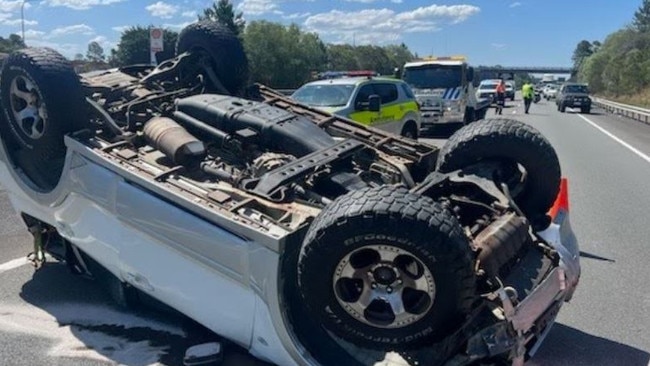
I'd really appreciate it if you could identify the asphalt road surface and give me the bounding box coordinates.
[1,98,650,365]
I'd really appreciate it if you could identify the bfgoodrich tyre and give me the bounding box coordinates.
[297,186,475,350]
[176,20,249,95]
[436,118,561,219]
[0,47,86,191]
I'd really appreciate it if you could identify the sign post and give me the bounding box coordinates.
[150,27,163,65]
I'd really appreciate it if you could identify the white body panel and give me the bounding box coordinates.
[0,152,312,366]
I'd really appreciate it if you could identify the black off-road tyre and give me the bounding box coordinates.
[436,119,561,219]
[176,20,249,95]
[401,121,418,139]
[0,47,86,191]
[464,107,476,124]
[297,186,476,351]
[581,106,590,114]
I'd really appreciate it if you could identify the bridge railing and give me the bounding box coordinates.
[592,97,650,125]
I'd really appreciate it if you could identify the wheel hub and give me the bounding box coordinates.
[333,244,436,329]
[373,266,397,285]
[9,75,47,140]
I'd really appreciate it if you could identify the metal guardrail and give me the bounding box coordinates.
[592,97,650,125]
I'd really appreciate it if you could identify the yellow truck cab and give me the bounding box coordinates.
[291,75,421,139]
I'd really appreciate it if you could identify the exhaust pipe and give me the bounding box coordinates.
[143,117,206,166]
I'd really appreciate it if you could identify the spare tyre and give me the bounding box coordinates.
[436,118,561,219]
[176,20,249,95]
[297,186,476,351]
[0,47,86,191]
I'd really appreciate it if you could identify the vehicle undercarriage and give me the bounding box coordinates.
[0,20,579,366]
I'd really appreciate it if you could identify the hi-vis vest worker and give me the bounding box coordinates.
[291,74,422,139]
[522,82,535,99]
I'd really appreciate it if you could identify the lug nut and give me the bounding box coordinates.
[387,287,393,293]
[371,283,378,289]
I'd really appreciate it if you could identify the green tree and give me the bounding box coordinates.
[602,54,625,96]
[572,40,593,70]
[86,41,105,62]
[384,43,415,72]
[199,0,245,36]
[243,21,327,88]
[591,40,602,53]
[112,26,178,66]
[0,34,25,53]
[633,0,650,32]
[74,53,85,61]
[355,45,393,75]
[326,44,360,70]
[620,49,646,92]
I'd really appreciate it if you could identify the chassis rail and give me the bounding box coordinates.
[256,84,439,177]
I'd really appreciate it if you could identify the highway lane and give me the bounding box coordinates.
[486,99,650,365]
[1,97,650,365]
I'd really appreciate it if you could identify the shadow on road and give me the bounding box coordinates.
[530,323,650,366]
[421,123,463,138]
[579,250,616,263]
[17,263,270,366]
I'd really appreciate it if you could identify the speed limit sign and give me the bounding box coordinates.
[150,28,164,52]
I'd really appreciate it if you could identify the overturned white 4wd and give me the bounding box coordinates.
[0,21,579,366]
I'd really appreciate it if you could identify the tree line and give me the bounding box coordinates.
[573,0,650,97]
[71,0,415,88]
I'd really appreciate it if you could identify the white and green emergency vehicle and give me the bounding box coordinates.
[291,76,421,139]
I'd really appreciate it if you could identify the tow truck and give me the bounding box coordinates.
[402,56,490,132]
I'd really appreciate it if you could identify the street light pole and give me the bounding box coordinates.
[21,0,31,45]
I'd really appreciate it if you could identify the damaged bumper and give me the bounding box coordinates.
[448,181,580,366]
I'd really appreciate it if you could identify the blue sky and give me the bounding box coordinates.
[0,0,641,67]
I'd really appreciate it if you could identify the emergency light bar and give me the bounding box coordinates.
[420,56,467,62]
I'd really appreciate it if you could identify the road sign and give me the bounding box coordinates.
[150,28,164,52]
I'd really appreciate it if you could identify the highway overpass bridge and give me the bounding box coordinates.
[476,66,575,82]
[478,66,574,74]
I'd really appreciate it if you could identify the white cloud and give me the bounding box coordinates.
[304,4,479,45]
[238,0,278,16]
[491,43,507,49]
[344,0,404,2]
[89,35,116,49]
[0,0,31,12]
[0,11,35,26]
[24,29,45,39]
[1,18,38,26]
[27,39,82,56]
[146,1,179,18]
[283,12,311,20]
[47,24,94,38]
[112,25,129,33]
[394,4,480,24]
[162,21,193,31]
[509,2,521,8]
[43,0,126,10]
[181,10,196,18]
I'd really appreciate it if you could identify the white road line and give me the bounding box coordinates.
[577,113,650,165]
[0,257,28,274]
